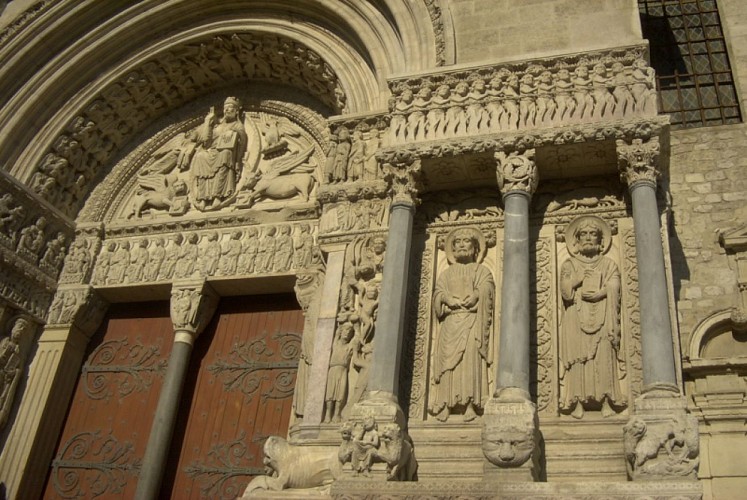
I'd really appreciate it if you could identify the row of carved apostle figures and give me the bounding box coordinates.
[390,59,658,142]
[92,223,316,285]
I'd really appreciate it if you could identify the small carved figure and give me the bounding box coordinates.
[65,238,91,277]
[39,232,67,274]
[0,194,24,239]
[257,227,277,273]
[238,227,259,274]
[94,241,116,284]
[447,82,470,136]
[429,84,451,138]
[347,130,365,181]
[273,226,293,272]
[466,79,489,135]
[200,231,221,276]
[324,322,356,423]
[333,128,351,182]
[501,73,520,130]
[571,65,594,121]
[408,87,430,141]
[219,230,242,275]
[611,61,634,119]
[107,241,130,284]
[429,228,494,422]
[373,423,417,481]
[17,217,47,257]
[324,137,338,183]
[0,317,31,430]
[623,416,699,479]
[390,89,414,141]
[190,97,248,210]
[518,73,537,128]
[145,237,166,281]
[174,233,198,279]
[591,62,615,120]
[126,238,149,282]
[486,74,505,132]
[554,68,575,123]
[536,70,557,126]
[158,233,182,280]
[292,224,314,269]
[351,417,379,475]
[559,216,625,419]
[362,129,381,180]
[127,177,189,219]
[631,58,657,115]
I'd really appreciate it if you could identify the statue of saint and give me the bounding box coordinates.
[429,228,494,422]
[559,216,625,419]
[0,317,31,429]
[190,97,248,210]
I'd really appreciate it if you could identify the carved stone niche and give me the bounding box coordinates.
[100,95,327,222]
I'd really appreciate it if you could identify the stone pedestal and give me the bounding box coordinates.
[482,389,541,482]
[624,387,700,482]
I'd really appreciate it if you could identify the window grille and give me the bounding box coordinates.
[639,0,741,128]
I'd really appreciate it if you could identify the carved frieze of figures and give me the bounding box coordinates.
[59,232,99,285]
[429,227,495,422]
[337,416,417,481]
[121,98,322,218]
[324,126,384,185]
[557,215,626,418]
[92,224,318,286]
[387,47,657,144]
[0,316,34,431]
[31,32,345,218]
[319,198,389,235]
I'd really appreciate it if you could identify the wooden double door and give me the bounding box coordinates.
[43,294,304,499]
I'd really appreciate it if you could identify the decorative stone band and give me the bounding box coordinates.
[46,285,109,337]
[495,149,538,197]
[386,44,656,145]
[617,137,662,189]
[169,281,218,338]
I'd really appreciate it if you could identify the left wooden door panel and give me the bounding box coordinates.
[43,302,173,499]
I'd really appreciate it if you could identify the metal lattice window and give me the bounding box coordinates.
[639,0,741,128]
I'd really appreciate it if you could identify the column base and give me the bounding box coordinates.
[624,385,699,481]
[481,388,542,481]
[337,392,417,481]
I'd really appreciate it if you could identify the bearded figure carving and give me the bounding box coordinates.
[559,216,626,419]
[429,227,494,422]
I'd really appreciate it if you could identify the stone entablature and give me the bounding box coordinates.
[386,44,657,145]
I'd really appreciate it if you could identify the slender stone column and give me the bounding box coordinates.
[135,280,218,500]
[482,149,540,480]
[617,137,699,482]
[0,286,108,500]
[616,137,676,388]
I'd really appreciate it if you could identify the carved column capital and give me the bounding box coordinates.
[381,151,422,207]
[494,149,538,198]
[46,285,109,338]
[617,137,661,189]
[169,280,218,341]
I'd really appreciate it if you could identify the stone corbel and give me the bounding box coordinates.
[46,285,109,338]
[380,151,422,207]
[494,148,538,198]
[169,280,219,343]
[616,137,661,189]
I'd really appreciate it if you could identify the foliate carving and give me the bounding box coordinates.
[622,228,643,399]
[338,416,417,481]
[383,158,422,206]
[50,431,140,499]
[81,338,166,401]
[423,0,448,66]
[405,240,433,420]
[387,46,656,144]
[558,216,626,418]
[0,316,34,430]
[31,32,345,218]
[169,283,218,336]
[495,149,537,196]
[530,238,553,414]
[482,392,540,473]
[624,415,699,480]
[429,228,495,422]
[242,436,338,495]
[47,286,108,335]
[617,137,661,188]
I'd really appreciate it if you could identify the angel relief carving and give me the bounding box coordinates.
[124,97,321,219]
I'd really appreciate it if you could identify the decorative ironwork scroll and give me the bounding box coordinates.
[50,431,141,498]
[82,338,166,401]
[208,332,301,401]
[184,431,265,499]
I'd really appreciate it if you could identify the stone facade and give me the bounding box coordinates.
[0,1,744,499]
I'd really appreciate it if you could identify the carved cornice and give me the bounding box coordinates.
[378,116,667,161]
[495,149,538,197]
[386,44,656,145]
[170,281,218,337]
[47,285,109,337]
[616,137,661,189]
